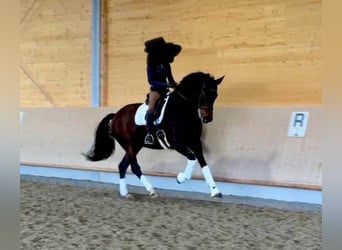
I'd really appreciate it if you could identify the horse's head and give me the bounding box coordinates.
[177,72,224,123]
[198,74,224,123]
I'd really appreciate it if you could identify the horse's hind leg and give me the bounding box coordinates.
[118,153,130,197]
[130,157,158,198]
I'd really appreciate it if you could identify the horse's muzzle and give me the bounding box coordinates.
[199,107,213,123]
[202,117,212,123]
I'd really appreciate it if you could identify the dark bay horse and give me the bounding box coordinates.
[84,72,224,198]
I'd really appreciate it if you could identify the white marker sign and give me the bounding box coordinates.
[288,112,309,137]
[20,111,24,124]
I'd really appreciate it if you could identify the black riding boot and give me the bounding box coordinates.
[145,110,154,145]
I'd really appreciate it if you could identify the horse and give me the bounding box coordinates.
[83,72,224,198]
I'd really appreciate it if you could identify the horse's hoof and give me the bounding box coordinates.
[149,189,159,198]
[124,193,134,199]
[150,192,159,198]
[177,173,185,184]
[212,192,222,198]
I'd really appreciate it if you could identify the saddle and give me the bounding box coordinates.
[135,93,170,126]
[134,93,171,149]
[144,93,167,120]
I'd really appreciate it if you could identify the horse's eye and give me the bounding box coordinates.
[205,87,216,92]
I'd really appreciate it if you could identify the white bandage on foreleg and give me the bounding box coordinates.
[183,159,196,180]
[202,166,221,197]
[140,175,152,192]
[201,166,216,188]
[119,178,128,196]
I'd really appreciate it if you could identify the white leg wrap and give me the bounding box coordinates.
[202,166,220,197]
[140,175,152,192]
[183,159,196,179]
[177,159,196,183]
[119,178,128,196]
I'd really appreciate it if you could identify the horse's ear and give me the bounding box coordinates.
[215,76,224,85]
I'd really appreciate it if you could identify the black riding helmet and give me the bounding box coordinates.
[144,37,182,63]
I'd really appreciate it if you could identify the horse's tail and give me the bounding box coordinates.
[83,113,116,161]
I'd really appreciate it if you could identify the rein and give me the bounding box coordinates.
[174,81,208,110]
[175,90,188,102]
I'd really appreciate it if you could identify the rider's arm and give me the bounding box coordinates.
[147,66,169,88]
[164,63,177,87]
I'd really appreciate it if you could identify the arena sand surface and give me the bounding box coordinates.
[21,176,321,250]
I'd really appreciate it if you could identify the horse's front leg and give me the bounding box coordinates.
[173,145,197,183]
[177,159,197,183]
[201,165,222,198]
[189,142,222,198]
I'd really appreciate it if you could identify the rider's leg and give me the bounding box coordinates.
[145,110,155,144]
[145,90,160,144]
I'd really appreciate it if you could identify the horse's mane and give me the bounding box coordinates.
[180,72,206,84]
[179,72,214,87]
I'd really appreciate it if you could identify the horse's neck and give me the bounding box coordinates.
[165,92,199,121]
[174,85,200,107]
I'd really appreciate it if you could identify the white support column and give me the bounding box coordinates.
[91,0,101,107]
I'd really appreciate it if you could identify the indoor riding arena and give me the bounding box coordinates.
[20,0,322,249]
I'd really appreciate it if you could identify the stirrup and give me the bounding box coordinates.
[144,134,154,145]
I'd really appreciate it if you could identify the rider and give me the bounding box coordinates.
[144,37,182,145]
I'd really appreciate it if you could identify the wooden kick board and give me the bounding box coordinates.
[20,106,321,190]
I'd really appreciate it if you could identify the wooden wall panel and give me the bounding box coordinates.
[20,0,91,107]
[20,0,321,107]
[104,0,321,107]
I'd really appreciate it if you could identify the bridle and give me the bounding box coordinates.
[174,79,217,122]
[198,84,216,123]
[174,80,208,107]
[198,83,217,111]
